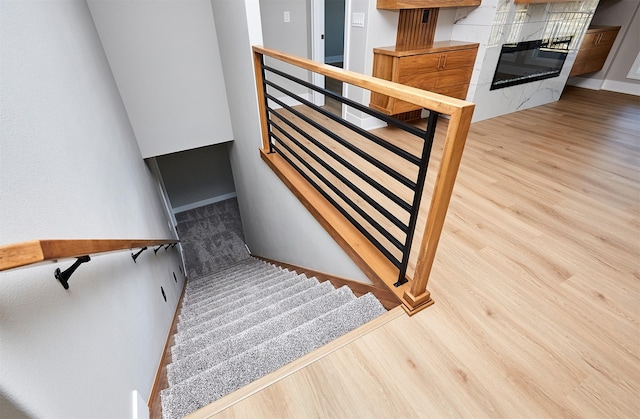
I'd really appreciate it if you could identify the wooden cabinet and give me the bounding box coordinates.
[370,41,478,115]
[569,26,620,77]
[377,0,480,9]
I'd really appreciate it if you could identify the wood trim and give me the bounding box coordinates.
[185,307,405,419]
[0,239,179,272]
[252,50,271,152]
[253,46,472,116]
[251,255,402,310]
[149,275,187,419]
[406,105,474,305]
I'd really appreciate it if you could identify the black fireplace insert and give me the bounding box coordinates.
[491,37,572,90]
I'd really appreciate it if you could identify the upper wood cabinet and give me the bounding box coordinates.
[377,0,481,9]
[569,25,620,77]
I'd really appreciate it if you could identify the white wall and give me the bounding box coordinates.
[568,0,640,95]
[343,0,397,129]
[210,0,370,283]
[259,0,314,102]
[0,2,183,417]
[88,0,234,158]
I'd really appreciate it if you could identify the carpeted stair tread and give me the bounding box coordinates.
[172,278,331,350]
[182,268,295,311]
[161,293,386,419]
[184,264,282,301]
[177,273,306,331]
[185,261,272,294]
[175,274,315,341]
[167,286,356,384]
[185,259,268,289]
[173,279,332,346]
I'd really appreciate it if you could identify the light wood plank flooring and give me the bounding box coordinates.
[199,87,640,418]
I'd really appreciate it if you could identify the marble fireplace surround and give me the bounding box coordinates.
[450,0,599,122]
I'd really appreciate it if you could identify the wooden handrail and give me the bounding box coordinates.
[253,46,474,315]
[0,239,178,272]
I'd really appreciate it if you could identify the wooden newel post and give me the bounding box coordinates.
[252,47,271,152]
[403,105,475,311]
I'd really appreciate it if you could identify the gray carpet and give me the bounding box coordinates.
[160,257,386,419]
[176,198,250,279]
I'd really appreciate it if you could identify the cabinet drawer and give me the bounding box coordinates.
[397,48,477,76]
[400,66,473,91]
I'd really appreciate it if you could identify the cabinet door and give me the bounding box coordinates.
[570,27,620,77]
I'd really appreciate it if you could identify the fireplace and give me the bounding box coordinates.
[490,37,572,90]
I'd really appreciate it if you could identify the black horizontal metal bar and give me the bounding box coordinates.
[267,100,412,213]
[267,94,416,193]
[263,64,427,139]
[265,89,417,190]
[263,73,421,166]
[272,141,403,269]
[270,119,408,237]
[272,131,405,252]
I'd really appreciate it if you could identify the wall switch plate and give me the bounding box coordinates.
[284,11,290,23]
[352,13,365,28]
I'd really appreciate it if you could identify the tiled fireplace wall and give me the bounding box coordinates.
[451,0,599,121]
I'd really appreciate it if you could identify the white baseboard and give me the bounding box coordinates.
[566,76,604,90]
[601,79,640,96]
[567,77,640,96]
[173,192,237,214]
[344,108,387,131]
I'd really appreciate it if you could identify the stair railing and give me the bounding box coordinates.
[253,46,474,315]
[0,239,180,289]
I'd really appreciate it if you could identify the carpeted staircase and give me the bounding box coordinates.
[160,257,386,419]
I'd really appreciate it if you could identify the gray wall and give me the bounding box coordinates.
[325,0,345,62]
[210,0,369,282]
[156,143,236,212]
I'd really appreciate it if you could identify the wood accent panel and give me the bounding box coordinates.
[192,87,640,419]
[370,42,478,115]
[377,0,481,9]
[149,276,187,419]
[570,26,620,77]
[252,255,402,310]
[0,239,178,272]
[396,8,438,48]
